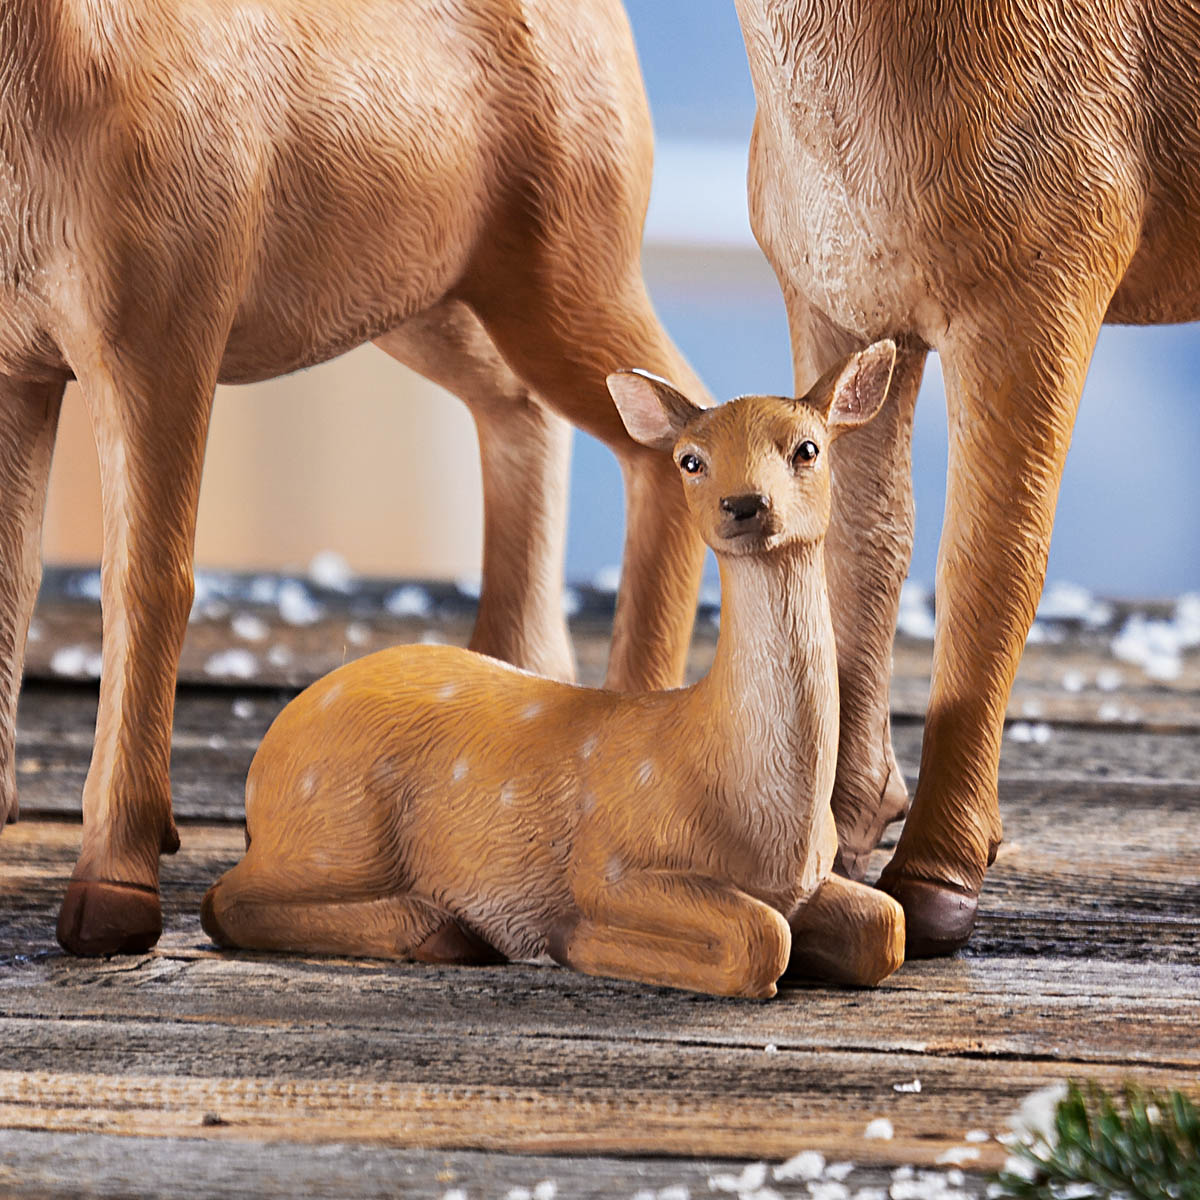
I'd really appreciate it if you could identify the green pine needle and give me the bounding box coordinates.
[992,1082,1200,1199]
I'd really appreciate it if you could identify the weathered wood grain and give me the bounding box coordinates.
[3,577,1199,1197]
[0,1131,994,1200]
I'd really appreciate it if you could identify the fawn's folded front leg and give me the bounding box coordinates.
[786,872,904,986]
[56,346,217,956]
[551,870,791,998]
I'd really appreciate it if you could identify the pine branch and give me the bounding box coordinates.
[992,1082,1200,1200]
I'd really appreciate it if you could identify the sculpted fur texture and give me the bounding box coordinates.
[734,0,1200,953]
[0,0,711,955]
[202,342,906,999]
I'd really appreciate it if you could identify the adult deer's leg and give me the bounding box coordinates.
[469,275,708,693]
[376,302,576,682]
[879,306,1105,955]
[55,349,217,955]
[0,376,66,825]
[551,870,791,998]
[784,294,923,877]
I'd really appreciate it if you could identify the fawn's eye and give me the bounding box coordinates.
[679,453,705,475]
[792,440,819,467]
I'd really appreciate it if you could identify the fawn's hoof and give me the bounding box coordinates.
[413,919,506,965]
[57,880,163,956]
[880,876,977,958]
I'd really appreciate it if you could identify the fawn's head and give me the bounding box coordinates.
[609,340,896,555]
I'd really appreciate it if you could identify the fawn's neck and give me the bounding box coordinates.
[697,539,840,819]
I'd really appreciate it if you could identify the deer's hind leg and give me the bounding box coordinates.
[0,375,65,825]
[375,302,576,683]
[552,871,791,998]
[202,864,504,963]
[784,292,924,880]
[786,873,905,987]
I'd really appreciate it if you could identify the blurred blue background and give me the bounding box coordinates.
[566,0,1200,599]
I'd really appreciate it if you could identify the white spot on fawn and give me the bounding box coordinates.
[638,760,654,786]
[300,767,320,800]
[523,702,542,720]
[439,682,458,701]
[579,735,598,760]
[605,854,624,882]
[452,759,468,783]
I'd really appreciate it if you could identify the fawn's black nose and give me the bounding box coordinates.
[720,493,770,521]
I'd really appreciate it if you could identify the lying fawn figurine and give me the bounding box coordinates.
[202,342,905,997]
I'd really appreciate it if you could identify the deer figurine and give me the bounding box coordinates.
[734,0,1200,953]
[201,341,906,998]
[0,0,712,956]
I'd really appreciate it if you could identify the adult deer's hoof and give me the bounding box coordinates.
[57,880,163,956]
[879,875,977,957]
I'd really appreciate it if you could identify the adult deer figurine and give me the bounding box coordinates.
[735,0,1200,953]
[201,342,906,998]
[0,0,712,955]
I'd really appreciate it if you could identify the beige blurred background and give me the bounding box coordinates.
[43,346,486,579]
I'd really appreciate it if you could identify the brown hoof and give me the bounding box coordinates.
[57,880,163,956]
[880,876,977,957]
[161,821,181,855]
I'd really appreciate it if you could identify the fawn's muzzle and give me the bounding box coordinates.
[720,493,770,521]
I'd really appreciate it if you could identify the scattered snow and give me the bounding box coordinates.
[385,586,433,618]
[208,734,227,751]
[893,1078,922,1093]
[964,1129,990,1143]
[267,644,294,668]
[896,581,935,640]
[27,620,43,642]
[532,1182,557,1200]
[204,649,258,679]
[709,1162,768,1193]
[69,571,103,602]
[277,579,323,626]
[307,549,355,591]
[1002,1081,1068,1180]
[231,612,269,642]
[807,1183,849,1200]
[249,576,279,604]
[1112,613,1184,681]
[419,630,445,645]
[763,1043,779,1055]
[1037,581,1112,627]
[50,645,103,678]
[863,1117,894,1140]
[773,1150,823,1181]
[825,1163,855,1182]
[562,587,582,617]
[1096,667,1123,691]
[232,698,256,720]
[456,572,482,600]
[441,1190,467,1200]
[345,622,371,646]
[1060,669,1086,693]
[934,1147,980,1166]
[1008,721,1052,745]
[593,564,622,593]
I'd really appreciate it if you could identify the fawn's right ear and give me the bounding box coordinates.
[607,370,705,451]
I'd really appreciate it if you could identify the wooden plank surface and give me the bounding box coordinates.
[2,577,1199,1197]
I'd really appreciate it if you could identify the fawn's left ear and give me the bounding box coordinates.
[812,339,897,433]
[608,369,706,451]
